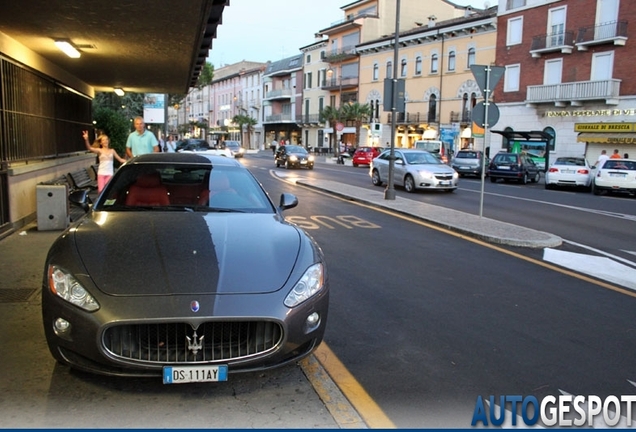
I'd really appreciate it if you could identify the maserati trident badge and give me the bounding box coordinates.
[187,331,204,355]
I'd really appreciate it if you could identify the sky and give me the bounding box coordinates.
[207,0,488,68]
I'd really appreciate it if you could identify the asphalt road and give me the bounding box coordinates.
[247,153,636,428]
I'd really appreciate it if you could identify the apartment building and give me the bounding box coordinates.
[262,55,304,146]
[299,39,330,152]
[357,7,497,150]
[494,0,635,165]
[314,0,474,149]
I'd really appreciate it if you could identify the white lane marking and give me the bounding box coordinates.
[459,188,636,222]
[543,249,636,290]
[563,240,636,269]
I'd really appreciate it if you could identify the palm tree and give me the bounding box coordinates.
[320,105,341,155]
[232,114,257,149]
[341,102,372,149]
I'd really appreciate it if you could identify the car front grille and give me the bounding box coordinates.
[103,321,283,364]
[435,173,455,180]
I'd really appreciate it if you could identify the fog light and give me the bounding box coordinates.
[54,318,71,334]
[305,312,320,333]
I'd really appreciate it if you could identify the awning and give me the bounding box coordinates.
[577,132,636,144]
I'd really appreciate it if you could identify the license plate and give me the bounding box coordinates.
[460,166,470,169]
[300,160,307,164]
[609,173,625,177]
[440,180,451,186]
[498,166,511,170]
[163,365,228,384]
[562,169,574,174]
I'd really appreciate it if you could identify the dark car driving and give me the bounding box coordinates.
[42,152,329,381]
[275,145,315,169]
[175,139,211,152]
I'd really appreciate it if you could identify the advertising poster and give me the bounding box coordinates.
[143,93,165,124]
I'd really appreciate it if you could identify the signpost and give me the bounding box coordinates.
[470,65,505,218]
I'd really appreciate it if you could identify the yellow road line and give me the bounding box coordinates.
[308,343,396,429]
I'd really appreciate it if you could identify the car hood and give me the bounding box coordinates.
[411,163,455,172]
[72,212,302,296]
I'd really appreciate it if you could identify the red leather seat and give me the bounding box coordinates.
[125,172,170,206]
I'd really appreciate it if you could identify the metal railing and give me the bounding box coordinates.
[264,88,293,100]
[577,21,628,44]
[530,30,575,51]
[526,79,621,104]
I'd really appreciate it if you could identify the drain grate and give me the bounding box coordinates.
[0,288,38,303]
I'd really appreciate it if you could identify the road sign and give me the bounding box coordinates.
[470,65,505,94]
[336,122,344,132]
[472,101,500,128]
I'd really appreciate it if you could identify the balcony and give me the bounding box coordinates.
[264,88,293,100]
[526,79,621,107]
[321,76,359,91]
[387,112,437,124]
[296,114,323,126]
[263,114,295,124]
[450,110,472,124]
[529,31,575,58]
[323,46,358,63]
[576,21,628,50]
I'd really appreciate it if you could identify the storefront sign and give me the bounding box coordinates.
[574,123,636,132]
[545,109,636,117]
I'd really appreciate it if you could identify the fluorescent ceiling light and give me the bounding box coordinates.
[114,88,125,96]
[54,40,81,58]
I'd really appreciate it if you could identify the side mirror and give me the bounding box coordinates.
[279,193,298,211]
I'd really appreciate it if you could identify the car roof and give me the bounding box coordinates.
[128,152,242,167]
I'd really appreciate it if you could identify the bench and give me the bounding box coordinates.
[67,167,98,191]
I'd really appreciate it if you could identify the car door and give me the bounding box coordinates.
[393,151,406,186]
[524,155,538,175]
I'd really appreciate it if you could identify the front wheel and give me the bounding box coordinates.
[532,172,540,183]
[404,175,415,193]
[285,160,292,169]
[371,170,383,187]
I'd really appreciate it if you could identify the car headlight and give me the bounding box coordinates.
[289,155,298,162]
[48,265,99,311]
[308,155,315,162]
[419,171,434,179]
[284,263,324,307]
[453,171,459,179]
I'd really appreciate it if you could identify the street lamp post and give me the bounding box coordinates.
[326,66,344,163]
[385,0,401,200]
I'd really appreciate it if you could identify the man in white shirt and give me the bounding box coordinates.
[596,149,609,168]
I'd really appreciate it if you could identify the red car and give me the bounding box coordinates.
[352,146,383,167]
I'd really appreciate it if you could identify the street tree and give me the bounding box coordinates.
[232,114,257,148]
[320,105,341,155]
[341,102,372,148]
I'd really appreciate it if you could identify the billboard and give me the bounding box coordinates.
[143,93,165,124]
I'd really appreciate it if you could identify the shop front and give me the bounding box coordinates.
[575,122,636,164]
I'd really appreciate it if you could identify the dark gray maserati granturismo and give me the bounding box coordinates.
[42,152,329,383]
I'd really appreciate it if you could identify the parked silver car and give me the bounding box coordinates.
[451,150,489,177]
[370,149,458,193]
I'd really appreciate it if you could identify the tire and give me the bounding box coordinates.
[521,172,528,185]
[275,160,280,168]
[545,183,552,190]
[353,163,358,167]
[371,169,383,187]
[490,176,497,183]
[285,160,291,169]
[308,165,314,170]
[404,175,415,193]
[532,172,540,183]
[592,182,601,195]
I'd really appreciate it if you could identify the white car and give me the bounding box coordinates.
[370,149,458,193]
[592,158,636,196]
[544,157,593,191]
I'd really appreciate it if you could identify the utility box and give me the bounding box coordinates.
[37,184,69,231]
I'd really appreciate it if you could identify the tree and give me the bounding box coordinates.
[341,102,372,148]
[92,107,130,157]
[196,62,214,89]
[232,114,257,148]
[320,105,341,154]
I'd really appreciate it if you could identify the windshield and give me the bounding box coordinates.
[95,163,275,213]
[286,145,307,154]
[404,152,443,165]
